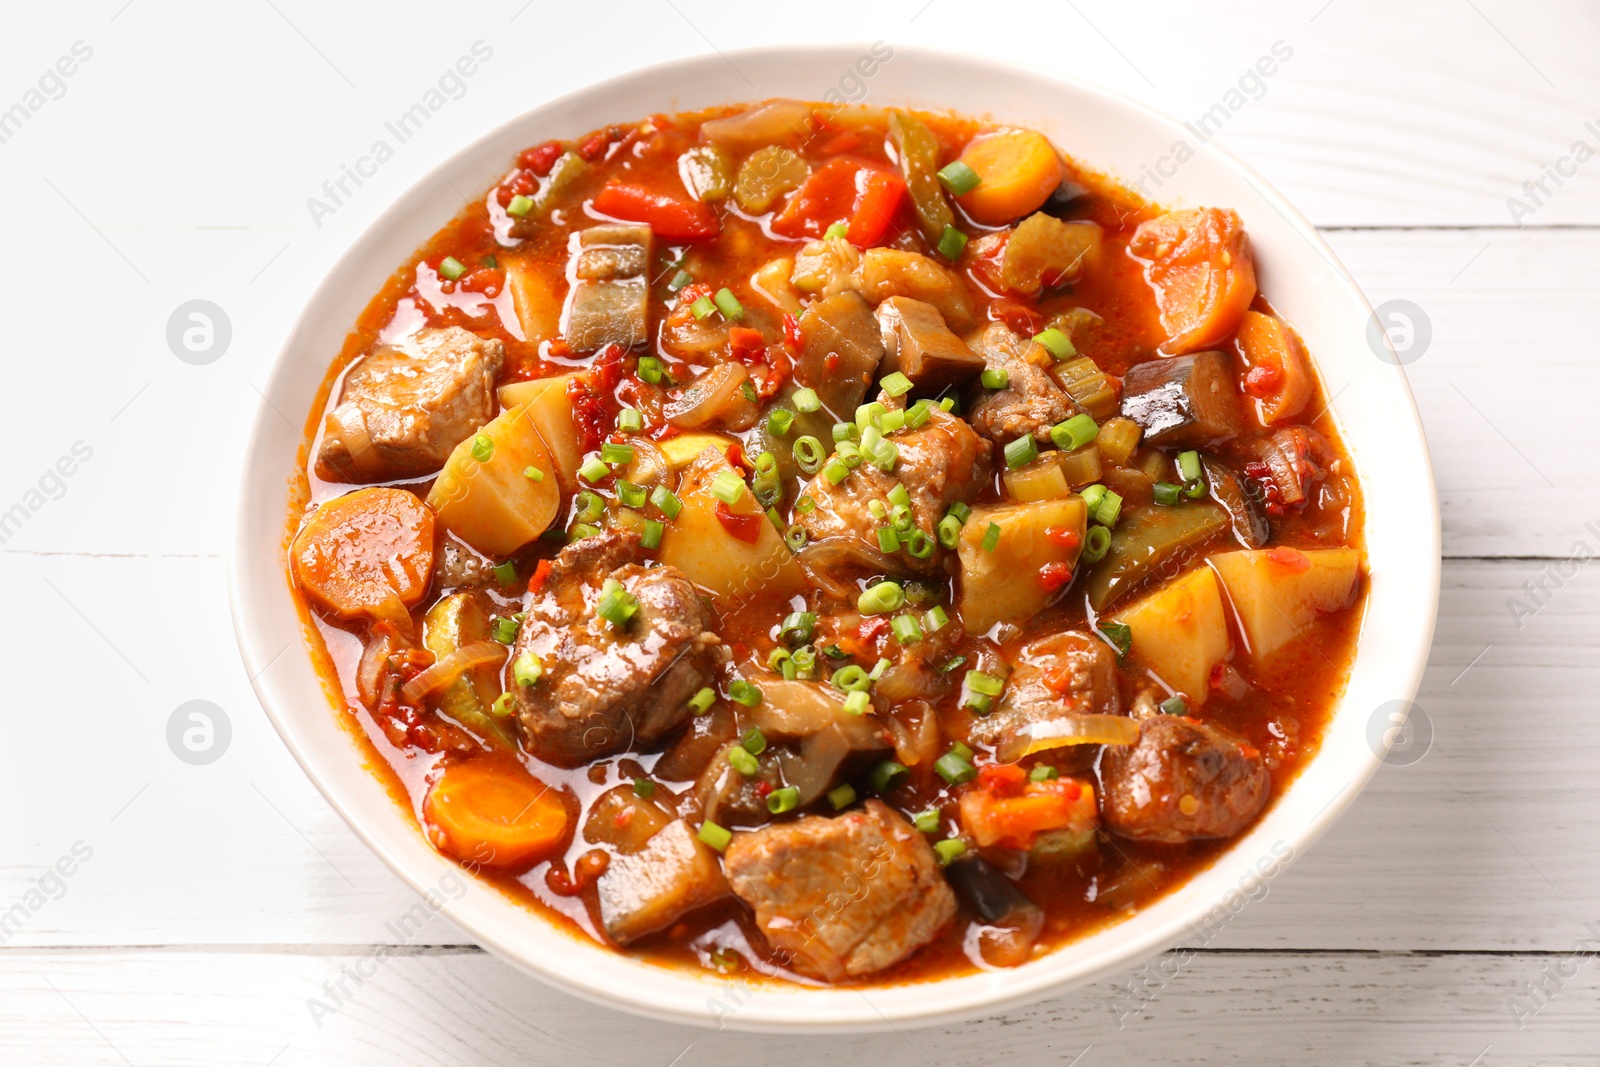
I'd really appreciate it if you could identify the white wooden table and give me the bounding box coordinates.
[4,1,1596,1062]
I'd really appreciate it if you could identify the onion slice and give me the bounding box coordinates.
[400,640,507,706]
[996,714,1141,764]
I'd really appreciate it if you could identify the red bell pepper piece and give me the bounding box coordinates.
[715,502,763,544]
[770,158,860,240]
[591,182,718,240]
[845,170,906,248]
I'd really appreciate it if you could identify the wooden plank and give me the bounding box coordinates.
[3,555,1594,952]
[1,948,1593,1065]
[0,225,1593,560]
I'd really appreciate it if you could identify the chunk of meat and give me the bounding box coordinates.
[877,297,985,393]
[594,819,730,945]
[964,322,1079,444]
[510,530,728,766]
[968,631,1118,773]
[723,801,957,980]
[1100,714,1270,843]
[794,407,989,576]
[315,327,504,482]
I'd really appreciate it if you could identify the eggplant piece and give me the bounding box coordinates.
[1038,178,1090,219]
[1119,351,1243,448]
[945,854,1042,925]
[1082,499,1229,611]
[563,224,652,352]
[653,704,738,782]
[594,819,730,944]
[1203,455,1270,549]
[877,296,985,393]
[795,290,883,416]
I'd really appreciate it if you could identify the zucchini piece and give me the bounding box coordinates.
[1082,500,1228,611]
[422,594,514,748]
[889,112,954,244]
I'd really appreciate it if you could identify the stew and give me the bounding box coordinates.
[287,100,1366,986]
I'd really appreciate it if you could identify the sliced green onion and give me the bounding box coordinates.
[913,808,941,834]
[794,494,816,514]
[793,386,821,413]
[827,783,857,810]
[949,741,973,762]
[491,616,519,644]
[1185,478,1208,499]
[1050,413,1099,452]
[767,408,795,436]
[923,605,949,632]
[1093,489,1123,528]
[523,465,545,482]
[698,821,732,851]
[568,522,601,542]
[831,665,871,692]
[640,519,664,550]
[823,458,850,485]
[1177,450,1203,483]
[871,439,899,472]
[690,295,716,320]
[882,408,909,435]
[940,396,956,412]
[877,526,901,554]
[860,423,884,457]
[1161,695,1189,716]
[981,522,1001,552]
[489,560,516,589]
[1082,523,1112,565]
[779,611,816,646]
[824,221,850,240]
[728,679,762,707]
[883,483,910,510]
[1153,481,1182,506]
[905,398,933,429]
[858,580,905,615]
[506,194,534,217]
[1004,435,1038,470]
[869,657,892,680]
[933,838,968,866]
[832,421,860,443]
[439,256,466,281]
[576,490,605,522]
[1030,765,1059,782]
[891,614,924,645]
[790,645,817,673]
[649,485,682,519]
[842,690,871,715]
[741,727,767,755]
[579,457,611,484]
[869,500,888,520]
[633,778,657,798]
[784,524,808,552]
[890,503,914,533]
[937,514,962,549]
[981,367,1010,390]
[836,440,863,468]
[596,578,640,628]
[768,647,792,672]
[880,371,914,397]
[1033,327,1076,360]
[936,223,969,260]
[710,468,746,504]
[855,401,886,429]
[617,479,648,508]
[964,692,993,715]
[637,355,664,384]
[667,269,693,292]
[688,686,716,714]
[967,671,1004,697]
[713,288,744,320]
[940,655,967,673]
[934,751,976,785]
[1097,620,1132,659]
[513,651,543,687]
[766,786,800,814]
[948,501,971,523]
[936,160,981,195]
[1081,483,1108,513]
[867,760,908,794]
[906,529,934,559]
[617,407,643,433]
[489,691,515,718]
[469,433,494,463]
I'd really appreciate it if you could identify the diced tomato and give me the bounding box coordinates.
[518,141,564,176]
[817,129,863,155]
[856,615,889,645]
[990,298,1043,337]
[591,343,627,392]
[724,441,747,471]
[1044,526,1081,550]
[566,377,610,453]
[591,182,719,240]
[578,132,610,161]
[977,763,1028,797]
[715,502,763,544]
[824,352,841,373]
[1243,363,1283,399]
[1266,546,1312,573]
[727,327,767,364]
[770,158,862,240]
[845,170,906,248]
[459,267,503,297]
[529,559,554,595]
[959,776,1098,850]
[782,312,802,352]
[1038,562,1074,592]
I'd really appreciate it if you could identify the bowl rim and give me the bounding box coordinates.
[230,42,1440,1033]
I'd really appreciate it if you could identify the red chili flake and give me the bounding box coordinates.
[529,559,554,595]
[978,763,1027,796]
[724,441,748,471]
[566,377,610,453]
[578,132,609,160]
[519,141,564,175]
[715,501,762,544]
[728,327,767,364]
[782,312,803,352]
[1244,364,1283,398]
[1038,562,1074,592]
[754,781,774,800]
[592,343,627,392]
[1044,526,1081,550]
[1266,546,1311,573]
[758,347,792,400]
[824,352,841,373]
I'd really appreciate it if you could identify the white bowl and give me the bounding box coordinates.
[231,44,1439,1032]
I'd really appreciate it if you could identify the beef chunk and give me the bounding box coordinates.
[965,322,1079,444]
[1100,714,1270,843]
[315,327,504,482]
[511,529,727,766]
[794,406,989,576]
[968,631,1118,773]
[723,801,956,980]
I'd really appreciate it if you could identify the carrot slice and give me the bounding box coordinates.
[1129,207,1257,355]
[953,129,1063,225]
[423,761,570,869]
[290,487,434,622]
[1236,309,1313,425]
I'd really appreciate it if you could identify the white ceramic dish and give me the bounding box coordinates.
[230,44,1440,1033]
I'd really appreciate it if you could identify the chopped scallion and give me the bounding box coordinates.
[936,160,981,196]
[713,287,744,320]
